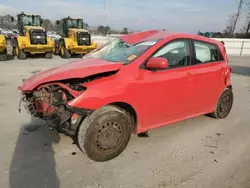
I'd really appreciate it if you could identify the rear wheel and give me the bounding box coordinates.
[45,52,53,59]
[60,45,71,59]
[76,54,83,58]
[210,88,233,119]
[54,48,60,55]
[15,46,26,60]
[77,105,132,162]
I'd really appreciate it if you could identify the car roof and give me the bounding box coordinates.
[120,30,222,46]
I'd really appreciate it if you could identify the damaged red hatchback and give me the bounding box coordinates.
[19,30,233,162]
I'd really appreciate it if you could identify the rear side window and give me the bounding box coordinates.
[194,41,223,64]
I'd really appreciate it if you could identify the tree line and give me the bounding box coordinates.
[0,14,130,35]
[198,0,250,39]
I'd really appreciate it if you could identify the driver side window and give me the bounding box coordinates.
[153,40,191,69]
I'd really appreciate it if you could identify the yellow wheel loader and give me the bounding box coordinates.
[0,34,14,61]
[55,16,97,59]
[13,12,54,60]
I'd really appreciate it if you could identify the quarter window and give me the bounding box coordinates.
[153,40,191,69]
[194,41,223,64]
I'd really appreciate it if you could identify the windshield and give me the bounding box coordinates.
[83,38,161,64]
[23,15,40,26]
[68,19,83,29]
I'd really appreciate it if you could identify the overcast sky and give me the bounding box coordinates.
[0,0,247,33]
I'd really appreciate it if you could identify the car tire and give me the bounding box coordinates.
[210,88,233,119]
[77,105,132,162]
[45,52,53,59]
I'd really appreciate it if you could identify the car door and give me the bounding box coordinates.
[142,39,196,129]
[191,40,226,112]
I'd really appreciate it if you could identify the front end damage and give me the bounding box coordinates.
[19,79,93,136]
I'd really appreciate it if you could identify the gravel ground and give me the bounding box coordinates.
[0,55,250,188]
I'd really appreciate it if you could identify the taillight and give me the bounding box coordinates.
[221,41,228,63]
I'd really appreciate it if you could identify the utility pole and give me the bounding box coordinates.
[103,0,106,24]
[246,21,250,34]
[103,0,109,42]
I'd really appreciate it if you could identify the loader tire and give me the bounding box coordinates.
[54,48,60,55]
[60,45,71,59]
[0,51,7,61]
[45,52,53,59]
[16,46,26,60]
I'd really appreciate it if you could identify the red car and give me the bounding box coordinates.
[19,30,233,162]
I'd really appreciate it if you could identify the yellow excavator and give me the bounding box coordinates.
[0,34,9,61]
[13,12,54,60]
[0,34,15,61]
[54,16,97,58]
[0,16,15,61]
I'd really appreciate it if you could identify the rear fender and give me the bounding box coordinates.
[225,67,232,87]
[63,38,73,49]
[91,41,98,49]
[16,36,29,49]
[0,35,6,52]
[0,34,6,43]
[47,37,55,49]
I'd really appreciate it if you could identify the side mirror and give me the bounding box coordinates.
[56,20,60,25]
[40,19,44,25]
[146,57,168,69]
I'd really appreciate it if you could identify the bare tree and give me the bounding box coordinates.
[241,1,250,34]
[225,0,248,36]
[224,14,237,36]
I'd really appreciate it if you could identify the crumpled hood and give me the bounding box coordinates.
[19,59,123,91]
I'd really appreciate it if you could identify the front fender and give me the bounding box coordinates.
[67,78,128,110]
[66,76,143,133]
[66,65,143,132]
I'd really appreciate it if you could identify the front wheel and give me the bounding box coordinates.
[60,45,71,59]
[210,88,233,119]
[54,48,60,55]
[15,46,27,60]
[77,105,132,162]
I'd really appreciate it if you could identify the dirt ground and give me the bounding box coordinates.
[0,55,250,188]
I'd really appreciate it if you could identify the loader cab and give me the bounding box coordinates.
[57,17,91,46]
[17,13,43,35]
[65,18,84,30]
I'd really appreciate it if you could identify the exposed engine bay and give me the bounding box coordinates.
[19,71,117,137]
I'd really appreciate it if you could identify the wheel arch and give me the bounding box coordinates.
[15,36,28,49]
[106,102,138,134]
[63,37,73,49]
